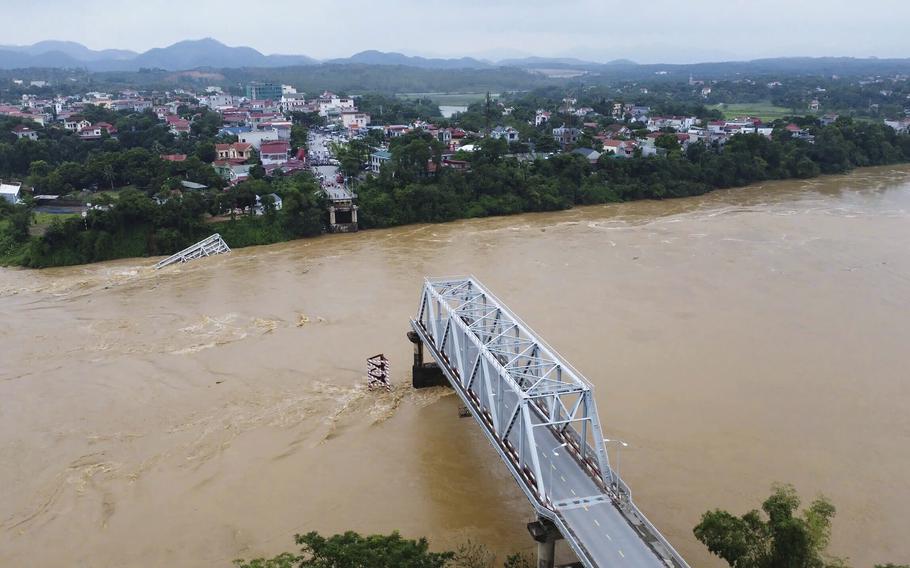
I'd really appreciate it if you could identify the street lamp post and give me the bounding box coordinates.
[603,438,629,494]
[548,443,568,505]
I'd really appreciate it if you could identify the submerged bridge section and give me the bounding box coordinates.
[154,233,231,270]
[410,277,689,568]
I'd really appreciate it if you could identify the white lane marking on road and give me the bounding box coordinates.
[618,549,625,558]
[605,533,612,541]
[571,488,577,496]
[594,519,600,527]
[583,505,589,511]
[560,475,566,483]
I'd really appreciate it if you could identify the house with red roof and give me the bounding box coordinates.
[601,139,637,157]
[166,115,190,135]
[11,125,38,141]
[78,122,116,140]
[95,122,118,135]
[260,140,290,166]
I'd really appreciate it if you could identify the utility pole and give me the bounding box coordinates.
[485,91,492,137]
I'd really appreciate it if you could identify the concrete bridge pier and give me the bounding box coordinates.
[407,330,448,389]
[527,519,563,568]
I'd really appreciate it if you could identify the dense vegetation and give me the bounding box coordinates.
[2,114,909,268]
[0,110,226,194]
[1,174,324,267]
[354,117,910,228]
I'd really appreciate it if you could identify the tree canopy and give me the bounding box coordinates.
[233,531,533,568]
[694,484,843,568]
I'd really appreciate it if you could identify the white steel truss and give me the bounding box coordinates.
[414,277,616,505]
[411,277,689,568]
[411,277,692,568]
[154,233,231,269]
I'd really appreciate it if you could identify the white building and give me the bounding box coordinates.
[490,126,519,142]
[281,93,309,113]
[884,118,910,134]
[341,111,371,129]
[647,116,697,132]
[237,129,280,150]
[254,193,283,215]
[317,91,355,117]
[0,181,22,204]
[201,94,235,108]
[370,150,392,173]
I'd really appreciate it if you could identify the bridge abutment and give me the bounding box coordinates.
[407,330,449,389]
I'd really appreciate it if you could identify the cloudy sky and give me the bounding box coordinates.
[4,0,909,63]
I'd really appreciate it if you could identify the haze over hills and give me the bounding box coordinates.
[0,38,318,71]
[0,38,634,71]
[0,38,908,79]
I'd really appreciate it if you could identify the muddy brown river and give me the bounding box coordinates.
[2,165,910,567]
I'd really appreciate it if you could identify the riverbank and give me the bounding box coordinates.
[3,155,908,270]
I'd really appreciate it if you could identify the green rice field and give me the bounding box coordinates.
[710,102,803,121]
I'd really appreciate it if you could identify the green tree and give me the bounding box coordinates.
[195,141,216,163]
[234,531,453,568]
[331,138,373,178]
[694,484,844,568]
[655,133,680,154]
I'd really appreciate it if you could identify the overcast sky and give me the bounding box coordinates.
[4,0,909,63]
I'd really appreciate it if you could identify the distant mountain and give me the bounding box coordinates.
[1,40,906,78]
[132,38,317,70]
[0,40,136,62]
[0,38,317,71]
[0,48,79,69]
[327,50,491,69]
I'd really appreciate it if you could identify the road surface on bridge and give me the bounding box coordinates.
[491,353,666,568]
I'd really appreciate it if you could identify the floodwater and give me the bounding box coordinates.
[2,165,910,567]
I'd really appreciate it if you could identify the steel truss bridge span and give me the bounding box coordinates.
[410,277,689,568]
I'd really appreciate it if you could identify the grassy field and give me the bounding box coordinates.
[396,92,495,105]
[30,212,81,236]
[710,102,802,121]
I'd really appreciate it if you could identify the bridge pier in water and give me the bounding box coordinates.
[407,330,448,389]
[528,519,563,568]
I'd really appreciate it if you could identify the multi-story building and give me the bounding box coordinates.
[244,82,283,102]
[341,111,371,129]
